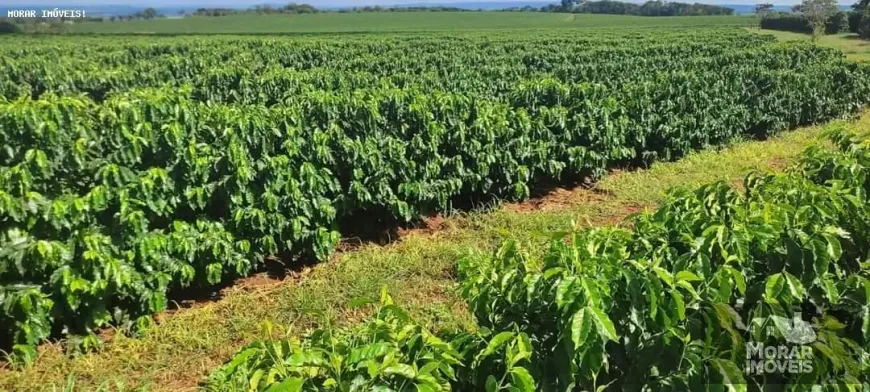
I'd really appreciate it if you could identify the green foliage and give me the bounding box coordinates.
[1,29,869,359]
[207,288,500,392]
[856,11,870,39]
[464,125,870,389]
[755,3,775,16]
[561,0,735,16]
[64,13,758,34]
[0,21,21,34]
[211,126,870,390]
[760,12,850,34]
[849,11,862,33]
[827,11,851,33]
[802,0,840,39]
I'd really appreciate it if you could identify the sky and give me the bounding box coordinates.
[7,0,823,6]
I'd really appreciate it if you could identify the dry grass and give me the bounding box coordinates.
[750,29,870,62]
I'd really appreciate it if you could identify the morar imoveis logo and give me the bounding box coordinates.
[767,314,817,344]
[744,313,817,375]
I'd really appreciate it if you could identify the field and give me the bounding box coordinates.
[753,28,870,62]
[66,12,757,34]
[1,19,869,391]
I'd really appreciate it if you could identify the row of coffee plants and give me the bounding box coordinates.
[0,30,856,105]
[208,124,870,390]
[1,28,869,357]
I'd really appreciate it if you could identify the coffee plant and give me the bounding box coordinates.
[2,28,870,357]
[209,125,870,390]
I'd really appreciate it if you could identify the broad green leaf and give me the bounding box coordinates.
[480,331,514,359]
[764,273,785,301]
[265,378,304,392]
[516,332,532,359]
[416,384,436,392]
[784,272,805,299]
[676,270,702,282]
[586,306,618,342]
[485,375,498,392]
[510,367,536,392]
[556,276,580,310]
[821,276,840,304]
[725,266,746,295]
[671,291,686,321]
[710,358,747,392]
[581,277,602,308]
[822,233,842,261]
[418,361,441,376]
[652,267,675,288]
[571,308,592,348]
[249,369,265,392]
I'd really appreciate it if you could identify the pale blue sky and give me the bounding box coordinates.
[8,0,826,6]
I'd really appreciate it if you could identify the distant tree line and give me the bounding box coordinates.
[502,6,545,11]
[0,15,108,34]
[193,3,319,16]
[539,0,734,16]
[335,6,473,12]
[760,12,849,35]
[132,8,162,19]
[853,0,870,38]
[190,3,475,16]
[0,20,20,34]
[760,0,870,40]
[191,8,237,17]
[187,1,733,17]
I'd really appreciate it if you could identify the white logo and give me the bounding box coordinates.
[769,315,816,345]
[6,9,87,18]
[7,10,36,18]
[744,313,816,375]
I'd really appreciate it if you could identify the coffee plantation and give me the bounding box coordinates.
[209,124,870,391]
[1,28,869,365]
